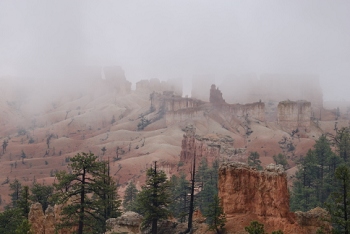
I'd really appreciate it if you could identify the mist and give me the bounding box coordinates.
[1,0,350,101]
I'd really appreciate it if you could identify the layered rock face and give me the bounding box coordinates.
[278,100,311,132]
[219,162,331,233]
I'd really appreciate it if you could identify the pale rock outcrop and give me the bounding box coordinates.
[28,203,45,234]
[278,100,311,132]
[106,211,143,234]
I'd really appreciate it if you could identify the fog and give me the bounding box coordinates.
[1,0,350,101]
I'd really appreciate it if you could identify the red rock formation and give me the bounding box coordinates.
[219,162,331,234]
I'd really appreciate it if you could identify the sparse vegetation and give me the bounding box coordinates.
[273,153,289,169]
[245,221,265,234]
[101,146,107,155]
[17,128,27,136]
[137,114,151,131]
[248,152,263,170]
[111,115,116,124]
[2,140,8,154]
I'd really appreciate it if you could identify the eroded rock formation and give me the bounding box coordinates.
[136,78,182,96]
[180,126,221,163]
[103,66,131,94]
[28,202,72,234]
[219,162,331,233]
[210,84,226,104]
[278,100,311,132]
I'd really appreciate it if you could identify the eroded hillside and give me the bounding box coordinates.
[0,72,347,210]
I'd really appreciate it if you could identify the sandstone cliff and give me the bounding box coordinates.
[278,100,311,133]
[219,162,331,234]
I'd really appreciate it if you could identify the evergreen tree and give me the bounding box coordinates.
[30,183,54,211]
[0,208,26,234]
[196,158,209,188]
[291,135,336,211]
[122,182,139,211]
[203,195,226,234]
[196,159,219,213]
[327,164,350,234]
[2,140,8,154]
[248,152,263,170]
[136,162,170,234]
[14,219,32,234]
[169,173,190,223]
[96,161,121,222]
[273,153,289,169]
[54,152,120,234]
[290,150,319,211]
[314,135,334,204]
[9,179,22,208]
[334,127,350,163]
[17,186,31,219]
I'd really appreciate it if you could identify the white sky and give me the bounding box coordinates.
[0,1,349,100]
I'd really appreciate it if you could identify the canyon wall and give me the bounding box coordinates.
[278,100,311,132]
[219,162,331,233]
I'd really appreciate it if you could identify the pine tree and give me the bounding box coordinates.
[123,182,139,211]
[327,164,350,234]
[136,162,170,234]
[248,152,263,170]
[14,219,32,234]
[335,127,350,163]
[291,135,337,211]
[17,186,31,218]
[97,160,121,223]
[197,160,219,214]
[30,183,54,211]
[169,173,190,222]
[203,195,226,234]
[54,152,120,234]
[0,208,26,234]
[273,153,289,169]
[9,179,22,208]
